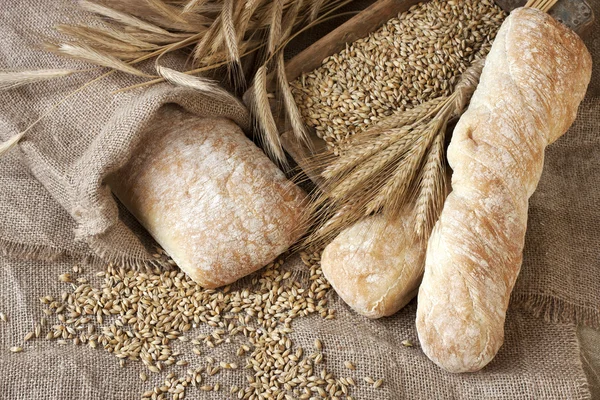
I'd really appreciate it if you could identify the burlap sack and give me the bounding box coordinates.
[1,0,599,399]
[0,0,250,268]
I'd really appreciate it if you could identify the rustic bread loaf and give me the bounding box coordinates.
[321,212,425,318]
[416,8,592,373]
[108,114,306,288]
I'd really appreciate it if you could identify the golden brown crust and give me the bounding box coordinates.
[108,116,306,288]
[416,8,592,373]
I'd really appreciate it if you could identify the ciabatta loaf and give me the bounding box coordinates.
[416,8,592,373]
[321,212,425,318]
[108,114,306,288]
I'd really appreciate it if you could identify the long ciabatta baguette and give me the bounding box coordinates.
[416,8,592,373]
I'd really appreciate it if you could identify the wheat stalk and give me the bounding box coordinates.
[0,69,78,91]
[222,0,241,74]
[320,127,410,180]
[267,0,285,56]
[414,129,447,238]
[321,98,446,179]
[277,52,311,148]
[374,97,446,131]
[1,0,355,164]
[192,14,222,65]
[0,132,25,157]
[251,65,286,163]
[46,43,151,77]
[327,127,420,202]
[300,59,485,249]
[146,0,188,24]
[525,0,559,12]
[182,0,208,14]
[78,0,173,36]
[56,25,158,52]
[365,130,433,217]
[155,65,246,108]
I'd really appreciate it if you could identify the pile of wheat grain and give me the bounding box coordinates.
[291,0,506,153]
[9,252,391,399]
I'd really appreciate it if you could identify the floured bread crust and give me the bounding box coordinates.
[109,116,306,288]
[322,213,426,319]
[416,8,592,373]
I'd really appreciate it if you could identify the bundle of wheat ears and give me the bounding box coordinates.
[1,0,558,250]
[300,0,558,250]
[0,0,353,162]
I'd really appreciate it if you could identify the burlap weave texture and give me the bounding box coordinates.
[0,0,599,398]
[0,0,250,268]
[0,255,591,399]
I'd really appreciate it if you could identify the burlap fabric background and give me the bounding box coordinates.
[0,0,251,269]
[0,0,599,398]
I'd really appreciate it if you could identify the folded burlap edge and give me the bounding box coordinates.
[565,322,593,399]
[0,235,115,273]
[513,292,600,330]
[0,238,73,262]
[3,83,251,273]
[84,224,173,272]
[72,88,252,270]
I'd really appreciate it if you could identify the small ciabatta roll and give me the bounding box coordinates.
[321,212,425,318]
[416,8,592,373]
[108,114,306,288]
